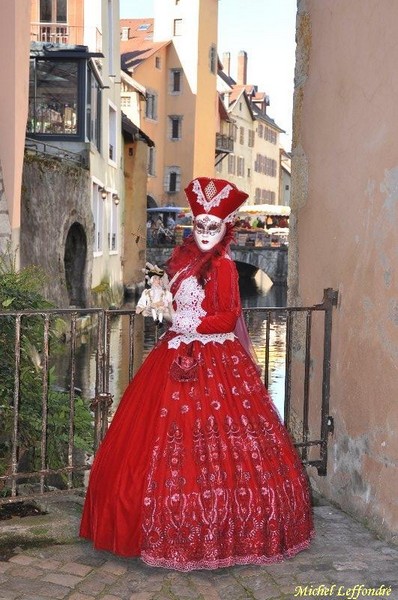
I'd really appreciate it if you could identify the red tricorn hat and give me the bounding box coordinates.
[184,177,249,222]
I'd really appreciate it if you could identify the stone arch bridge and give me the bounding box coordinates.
[146,245,288,284]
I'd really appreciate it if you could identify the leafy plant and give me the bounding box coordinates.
[0,245,93,488]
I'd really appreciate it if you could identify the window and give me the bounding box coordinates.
[239,127,244,145]
[254,153,277,177]
[121,95,131,107]
[237,156,245,177]
[108,103,117,162]
[164,166,181,193]
[93,184,104,254]
[215,159,223,174]
[155,56,161,69]
[248,130,255,147]
[169,115,182,140]
[121,27,130,41]
[39,0,67,41]
[170,69,182,93]
[261,190,276,202]
[108,198,119,252]
[138,23,150,30]
[86,66,101,150]
[209,44,217,74]
[148,146,156,176]
[227,154,236,175]
[145,90,157,120]
[173,19,183,36]
[258,123,263,138]
[263,126,277,144]
[169,172,177,192]
[254,189,276,203]
[40,0,66,23]
[28,58,80,137]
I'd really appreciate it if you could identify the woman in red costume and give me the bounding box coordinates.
[80,177,314,570]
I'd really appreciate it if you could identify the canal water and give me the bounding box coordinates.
[239,273,287,416]
[58,272,287,418]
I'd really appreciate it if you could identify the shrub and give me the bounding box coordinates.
[0,245,92,489]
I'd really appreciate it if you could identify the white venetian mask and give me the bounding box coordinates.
[193,214,226,252]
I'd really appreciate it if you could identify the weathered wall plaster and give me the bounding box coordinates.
[291,0,398,542]
[0,1,31,259]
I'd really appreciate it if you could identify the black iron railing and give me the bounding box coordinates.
[25,138,88,168]
[0,290,337,505]
[243,288,338,476]
[215,133,234,153]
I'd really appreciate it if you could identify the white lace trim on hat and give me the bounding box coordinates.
[192,179,233,214]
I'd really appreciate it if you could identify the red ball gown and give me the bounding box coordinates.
[80,234,314,571]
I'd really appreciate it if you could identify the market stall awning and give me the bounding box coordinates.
[238,204,290,217]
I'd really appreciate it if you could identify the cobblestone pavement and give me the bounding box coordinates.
[0,502,397,600]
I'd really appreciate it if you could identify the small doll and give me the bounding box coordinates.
[136,264,172,327]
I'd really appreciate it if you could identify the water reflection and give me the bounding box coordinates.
[239,273,287,417]
[239,272,287,308]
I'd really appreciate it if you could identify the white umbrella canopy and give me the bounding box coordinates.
[238,204,290,217]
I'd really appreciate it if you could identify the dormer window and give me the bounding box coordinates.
[121,27,130,41]
[173,19,183,36]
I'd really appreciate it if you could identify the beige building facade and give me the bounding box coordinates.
[0,0,31,260]
[216,89,253,196]
[217,52,284,206]
[121,0,218,207]
[291,0,398,540]
[252,115,282,205]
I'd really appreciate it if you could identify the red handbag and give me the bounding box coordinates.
[170,344,198,382]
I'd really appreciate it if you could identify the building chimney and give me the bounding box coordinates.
[223,52,231,76]
[237,50,248,85]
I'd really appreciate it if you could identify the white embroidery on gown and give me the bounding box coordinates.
[168,275,235,349]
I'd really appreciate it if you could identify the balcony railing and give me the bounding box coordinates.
[25,137,89,168]
[30,24,103,53]
[215,133,234,153]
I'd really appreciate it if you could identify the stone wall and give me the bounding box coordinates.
[21,154,93,308]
